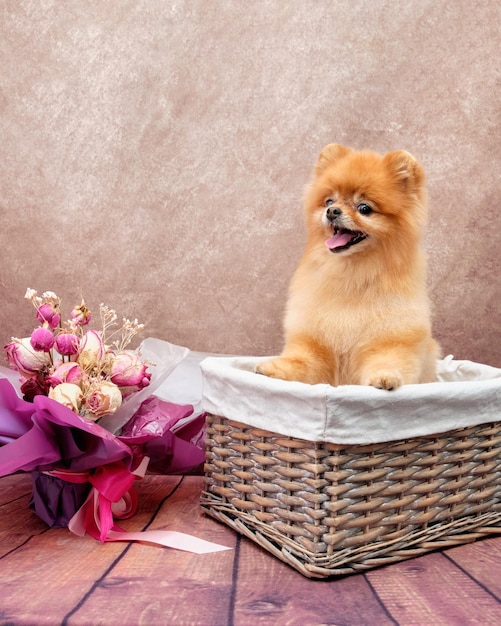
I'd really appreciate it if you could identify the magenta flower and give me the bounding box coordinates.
[55,332,80,356]
[110,351,151,396]
[36,303,61,329]
[4,337,51,377]
[48,362,85,387]
[30,327,55,352]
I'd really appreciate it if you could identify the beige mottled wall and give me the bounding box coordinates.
[0,1,500,366]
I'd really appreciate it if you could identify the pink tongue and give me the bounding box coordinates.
[325,231,355,250]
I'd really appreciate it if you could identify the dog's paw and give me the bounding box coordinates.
[255,358,299,382]
[255,359,286,379]
[366,370,403,391]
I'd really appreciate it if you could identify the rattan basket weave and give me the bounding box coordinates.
[201,414,501,578]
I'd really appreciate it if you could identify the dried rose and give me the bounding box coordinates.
[85,381,122,419]
[36,303,61,329]
[48,362,85,387]
[20,375,50,402]
[77,330,105,370]
[30,327,55,352]
[109,351,151,396]
[55,332,80,356]
[4,337,51,377]
[48,383,83,413]
[71,301,92,326]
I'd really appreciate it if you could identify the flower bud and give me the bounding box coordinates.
[4,337,51,377]
[55,332,80,356]
[48,383,83,413]
[85,381,122,419]
[36,303,61,329]
[48,362,85,387]
[110,351,151,397]
[70,301,92,326]
[30,327,55,352]
[77,330,105,370]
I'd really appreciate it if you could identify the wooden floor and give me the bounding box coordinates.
[1,472,501,626]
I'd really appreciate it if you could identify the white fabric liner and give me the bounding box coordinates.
[200,355,501,445]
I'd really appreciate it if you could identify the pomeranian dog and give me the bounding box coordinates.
[256,144,439,390]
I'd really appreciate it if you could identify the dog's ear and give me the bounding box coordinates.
[384,150,425,189]
[315,144,351,173]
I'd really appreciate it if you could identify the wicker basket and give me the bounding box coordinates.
[202,415,501,578]
[200,356,501,578]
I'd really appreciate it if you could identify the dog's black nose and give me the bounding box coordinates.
[326,207,342,220]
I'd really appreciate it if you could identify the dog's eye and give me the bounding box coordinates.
[357,203,373,215]
[325,198,334,207]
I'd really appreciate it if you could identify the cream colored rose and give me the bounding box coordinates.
[48,383,83,414]
[4,337,52,377]
[85,380,122,419]
[77,330,105,371]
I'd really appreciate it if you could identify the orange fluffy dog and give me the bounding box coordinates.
[256,144,439,390]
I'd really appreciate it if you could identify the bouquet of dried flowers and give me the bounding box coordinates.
[0,290,223,553]
[4,289,151,420]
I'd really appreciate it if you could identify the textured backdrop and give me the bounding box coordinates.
[1,0,500,366]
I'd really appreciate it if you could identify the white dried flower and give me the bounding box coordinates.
[41,291,59,304]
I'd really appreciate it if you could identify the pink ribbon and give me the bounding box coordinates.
[46,460,230,554]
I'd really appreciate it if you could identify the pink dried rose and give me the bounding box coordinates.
[70,301,92,326]
[48,361,85,387]
[110,350,151,397]
[77,330,105,370]
[36,303,61,329]
[48,382,83,413]
[85,380,122,419]
[30,327,55,352]
[4,337,51,377]
[55,332,80,356]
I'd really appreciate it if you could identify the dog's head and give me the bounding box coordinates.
[304,144,427,258]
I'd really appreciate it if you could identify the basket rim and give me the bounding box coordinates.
[201,355,501,445]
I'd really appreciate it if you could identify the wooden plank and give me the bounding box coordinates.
[445,537,501,599]
[62,476,237,626]
[0,475,188,624]
[0,499,48,557]
[1,516,129,624]
[0,472,32,505]
[232,534,396,625]
[0,474,49,557]
[366,550,501,625]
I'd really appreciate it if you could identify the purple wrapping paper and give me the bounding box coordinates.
[118,396,206,475]
[29,471,92,527]
[0,379,132,474]
[0,378,206,527]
